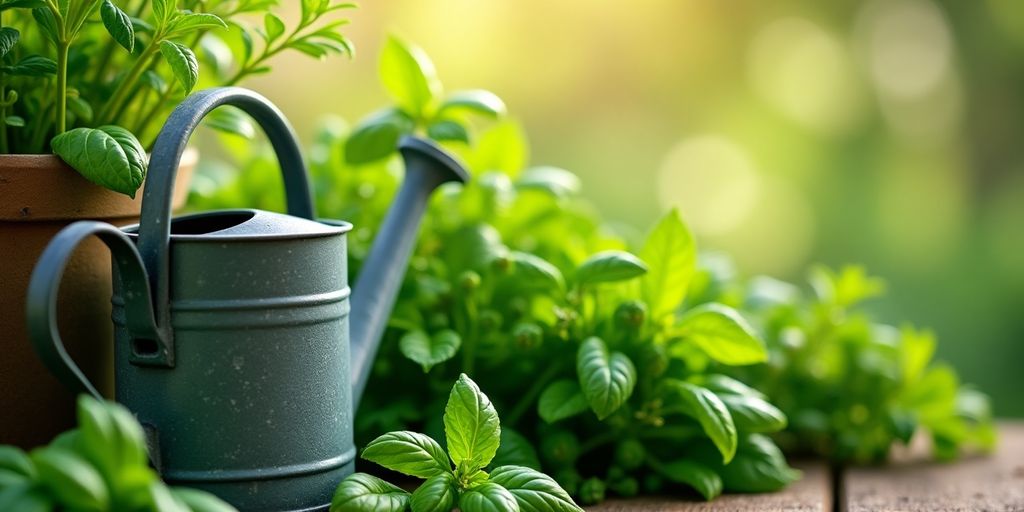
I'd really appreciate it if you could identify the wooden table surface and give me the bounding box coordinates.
[588,422,1024,512]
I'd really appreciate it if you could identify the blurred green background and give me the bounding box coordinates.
[218,0,1024,415]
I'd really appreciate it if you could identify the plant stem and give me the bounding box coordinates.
[97,41,161,124]
[505,362,562,426]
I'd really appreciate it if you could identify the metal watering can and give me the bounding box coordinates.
[25,87,467,511]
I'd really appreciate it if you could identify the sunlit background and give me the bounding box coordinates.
[228,0,1023,415]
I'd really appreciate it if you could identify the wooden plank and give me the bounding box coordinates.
[844,422,1024,512]
[587,461,831,511]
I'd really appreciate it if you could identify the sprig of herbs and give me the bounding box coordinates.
[333,374,581,512]
[0,395,237,511]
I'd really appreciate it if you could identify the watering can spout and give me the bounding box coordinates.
[349,136,468,406]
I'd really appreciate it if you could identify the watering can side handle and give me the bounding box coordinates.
[26,221,164,399]
[136,87,315,366]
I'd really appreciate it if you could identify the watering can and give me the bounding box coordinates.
[25,87,467,511]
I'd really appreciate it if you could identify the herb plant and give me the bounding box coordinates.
[0,0,353,196]
[0,395,237,511]
[332,374,582,512]
[722,265,997,463]
[190,38,800,504]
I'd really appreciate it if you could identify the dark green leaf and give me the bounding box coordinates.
[489,465,582,512]
[672,303,766,365]
[665,380,737,463]
[159,40,199,93]
[657,460,722,500]
[331,473,409,512]
[439,89,506,118]
[409,472,457,512]
[51,125,148,197]
[444,373,501,472]
[361,431,450,478]
[577,337,637,420]
[640,208,696,321]
[3,55,56,76]
[458,482,519,512]
[0,27,19,58]
[575,251,648,285]
[101,0,135,52]
[426,120,469,143]
[379,34,441,117]
[713,435,800,493]
[30,8,57,42]
[537,379,589,424]
[344,109,414,164]
[0,1,46,12]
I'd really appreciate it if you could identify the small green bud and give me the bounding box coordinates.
[640,343,668,377]
[578,477,606,505]
[479,309,503,332]
[614,300,647,330]
[614,439,646,470]
[458,270,481,292]
[512,322,543,350]
[491,253,513,273]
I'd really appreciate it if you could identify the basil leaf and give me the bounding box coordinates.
[100,0,134,52]
[263,12,285,42]
[489,465,582,512]
[409,472,457,512]
[344,108,414,164]
[400,329,461,373]
[379,34,441,117]
[0,27,19,58]
[640,208,696,321]
[509,251,564,291]
[361,431,450,478]
[444,373,501,472]
[657,459,722,501]
[439,90,506,119]
[169,488,236,512]
[31,448,109,510]
[465,119,528,178]
[673,303,766,365]
[151,0,175,26]
[665,380,737,463]
[489,429,541,471]
[31,8,57,42]
[4,115,25,127]
[203,106,256,139]
[719,394,787,433]
[444,224,506,273]
[576,337,637,420]
[0,446,35,479]
[426,120,469,143]
[159,40,199,93]
[0,485,51,512]
[331,473,409,512]
[715,435,800,493]
[516,167,580,198]
[693,374,767,400]
[3,54,56,76]
[171,12,227,33]
[0,0,46,12]
[51,125,148,197]
[458,482,519,512]
[575,251,648,285]
[537,379,589,424]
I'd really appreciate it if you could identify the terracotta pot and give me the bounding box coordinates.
[0,150,196,448]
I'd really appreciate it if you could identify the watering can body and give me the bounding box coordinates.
[26,88,468,511]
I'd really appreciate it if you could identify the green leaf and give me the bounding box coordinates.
[204,106,256,139]
[576,337,637,420]
[640,208,696,321]
[537,379,589,424]
[489,465,582,512]
[379,34,441,117]
[465,119,528,177]
[458,482,519,512]
[4,115,25,127]
[0,485,51,512]
[344,108,414,164]
[331,473,409,512]
[509,251,564,291]
[409,472,457,512]
[399,329,461,372]
[51,125,148,198]
[3,55,56,76]
[151,0,175,26]
[673,303,766,365]
[0,1,45,12]
[101,0,134,52]
[169,488,236,512]
[694,374,767,400]
[901,327,936,384]
[30,8,57,42]
[575,251,648,285]
[67,95,93,123]
[263,12,285,42]
[490,429,541,471]
[361,431,450,478]
[516,167,580,197]
[0,27,19,58]
[719,394,787,433]
[31,448,109,510]
[444,373,501,472]
[666,380,737,463]
[426,120,469,143]
[171,12,227,33]
[657,460,722,500]
[0,447,35,484]
[439,89,506,119]
[712,435,800,493]
[159,40,199,93]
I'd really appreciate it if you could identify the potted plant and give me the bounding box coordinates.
[0,0,354,448]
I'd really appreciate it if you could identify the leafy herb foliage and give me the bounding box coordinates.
[332,374,582,512]
[0,395,236,511]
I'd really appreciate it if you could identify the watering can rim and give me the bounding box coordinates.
[118,208,354,242]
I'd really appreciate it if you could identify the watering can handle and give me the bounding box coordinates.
[26,221,163,399]
[136,87,315,366]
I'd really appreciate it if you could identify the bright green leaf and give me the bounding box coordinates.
[439,89,506,118]
[719,394,787,433]
[444,373,501,472]
[537,379,589,424]
[344,108,414,164]
[400,329,461,372]
[666,380,737,463]
[464,119,528,177]
[458,482,519,512]
[516,167,580,197]
[263,13,285,42]
[330,473,409,512]
[361,431,450,478]
[575,250,648,285]
[31,448,109,510]
[657,460,722,500]
[577,337,637,420]
[379,34,441,117]
[640,208,696,321]
[509,251,564,291]
[51,125,148,198]
[409,472,457,512]
[673,303,766,366]
[489,465,583,512]
[427,120,469,143]
[159,40,199,93]
[171,12,227,33]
